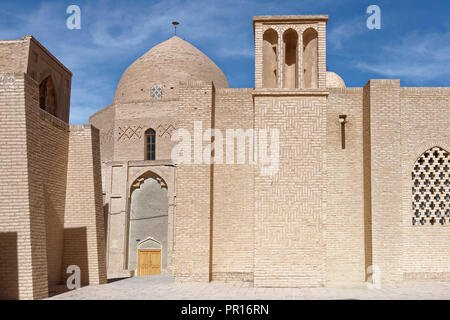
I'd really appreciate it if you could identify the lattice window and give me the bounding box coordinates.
[412,147,450,226]
[150,84,163,99]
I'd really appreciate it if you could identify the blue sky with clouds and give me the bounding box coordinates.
[1,0,449,124]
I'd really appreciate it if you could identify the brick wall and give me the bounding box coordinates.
[364,80,403,284]
[253,93,328,287]
[212,88,254,282]
[38,109,69,286]
[326,88,366,283]
[0,73,48,299]
[62,125,106,285]
[173,81,213,282]
[399,88,450,280]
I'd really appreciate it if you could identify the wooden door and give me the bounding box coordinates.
[138,249,161,276]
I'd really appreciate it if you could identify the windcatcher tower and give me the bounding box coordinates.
[254,15,328,90]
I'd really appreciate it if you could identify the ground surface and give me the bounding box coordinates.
[47,275,450,300]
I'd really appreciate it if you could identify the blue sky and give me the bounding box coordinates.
[1,0,449,124]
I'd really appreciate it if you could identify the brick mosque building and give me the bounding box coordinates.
[1,15,450,299]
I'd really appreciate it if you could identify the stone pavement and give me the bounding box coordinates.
[47,275,450,300]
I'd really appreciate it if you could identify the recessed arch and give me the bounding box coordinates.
[39,76,58,116]
[302,28,318,89]
[283,28,298,89]
[137,237,162,250]
[262,28,278,88]
[411,146,450,226]
[127,170,169,273]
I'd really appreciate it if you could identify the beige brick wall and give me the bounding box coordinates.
[63,125,106,285]
[0,40,29,73]
[0,73,48,299]
[212,88,254,282]
[112,100,178,162]
[173,81,213,282]
[90,104,115,163]
[364,80,403,284]
[326,88,366,283]
[38,110,69,286]
[399,88,450,280]
[253,93,328,287]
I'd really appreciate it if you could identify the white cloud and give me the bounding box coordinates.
[356,30,450,82]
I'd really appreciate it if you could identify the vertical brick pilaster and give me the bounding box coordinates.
[365,79,403,283]
[173,81,214,282]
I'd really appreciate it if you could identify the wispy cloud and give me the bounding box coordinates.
[1,0,448,124]
[356,30,450,82]
[327,16,366,50]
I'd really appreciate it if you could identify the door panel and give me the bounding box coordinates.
[138,250,161,276]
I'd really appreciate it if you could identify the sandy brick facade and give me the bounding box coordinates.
[0,37,106,299]
[14,13,443,291]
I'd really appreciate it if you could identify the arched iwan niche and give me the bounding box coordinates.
[263,28,278,88]
[39,76,58,116]
[283,28,298,89]
[302,28,318,89]
[128,171,169,272]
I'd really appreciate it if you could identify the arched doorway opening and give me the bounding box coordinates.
[39,76,58,116]
[263,28,278,88]
[283,28,298,88]
[302,28,318,89]
[127,171,168,275]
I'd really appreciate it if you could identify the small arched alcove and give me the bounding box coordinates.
[302,28,318,89]
[39,76,58,116]
[262,28,278,88]
[128,171,168,274]
[283,29,298,89]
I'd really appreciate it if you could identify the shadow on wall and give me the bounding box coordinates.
[44,187,64,286]
[61,227,90,286]
[0,232,18,299]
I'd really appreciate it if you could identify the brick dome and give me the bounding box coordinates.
[326,71,346,88]
[113,36,229,104]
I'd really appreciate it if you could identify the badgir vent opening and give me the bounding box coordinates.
[0,14,449,300]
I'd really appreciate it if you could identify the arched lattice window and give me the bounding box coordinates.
[39,76,57,116]
[145,129,156,160]
[412,147,450,226]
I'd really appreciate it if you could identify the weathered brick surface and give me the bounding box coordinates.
[253,93,328,287]
[63,125,107,285]
[212,88,254,282]
[399,88,450,280]
[364,80,403,284]
[0,36,106,299]
[0,74,46,299]
[173,81,214,282]
[326,88,366,284]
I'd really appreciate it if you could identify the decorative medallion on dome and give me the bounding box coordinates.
[151,84,163,99]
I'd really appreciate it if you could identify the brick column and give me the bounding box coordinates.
[63,125,107,286]
[173,81,214,282]
[0,73,48,299]
[364,79,403,284]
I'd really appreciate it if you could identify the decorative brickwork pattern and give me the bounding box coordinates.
[412,147,450,226]
[253,95,327,287]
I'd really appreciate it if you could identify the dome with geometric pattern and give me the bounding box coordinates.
[113,36,229,104]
